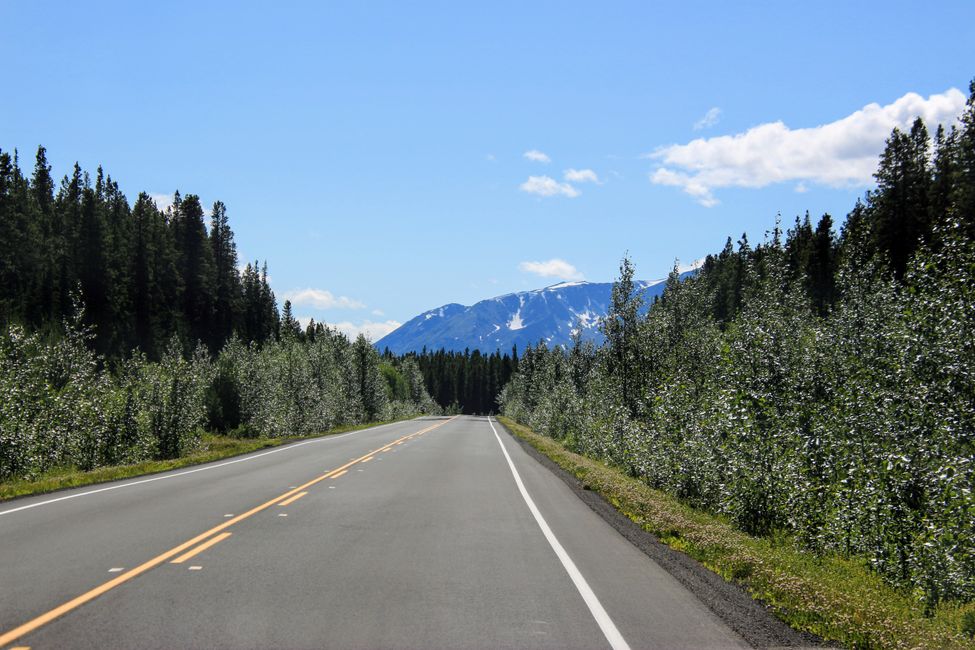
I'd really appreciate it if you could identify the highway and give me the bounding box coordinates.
[0,416,753,649]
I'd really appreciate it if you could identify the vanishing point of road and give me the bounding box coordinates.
[0,416,752,649]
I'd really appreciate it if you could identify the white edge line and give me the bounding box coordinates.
[0,420,410,517]
[487,417,630,650]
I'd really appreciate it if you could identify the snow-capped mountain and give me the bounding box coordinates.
[376,274,690,354]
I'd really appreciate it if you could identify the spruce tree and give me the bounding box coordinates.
[171,194,216,348]
[77,172,111,353]
[208,201,241,349]
[809,214,837,314]
[870,118,933,279]
[0,150,41,324]
[281,299,301,340]
[948,79,975,241]
[31,146,54,218]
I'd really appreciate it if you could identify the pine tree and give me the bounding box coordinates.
[929,124,958,241]
[31,146,54,218]
[809,214,837,314]
[869,118,933,279]
[948,79,975,241]
[77,169,111,353]
[0,150,41,324]
[208,201,241,350]
[102,174,134,353]
[280,300,302,340]
[32,148,62,323]
[170,194,216,348]
[260,261,279,343]
[131,193,181,358]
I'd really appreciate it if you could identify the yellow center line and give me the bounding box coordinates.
[170,532,233,564]
[330,469,348,479]
[0,416,457,649]
[360,456,373,463]
[277,491,308,507]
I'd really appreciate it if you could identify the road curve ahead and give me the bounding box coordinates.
[0,415,749,649]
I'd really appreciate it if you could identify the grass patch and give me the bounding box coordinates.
[497,416,975,650]
[0,418,416,502]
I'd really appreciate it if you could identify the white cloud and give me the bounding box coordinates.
[149,193,220,215]
[371,308,385,316]
[149,193,175,212]
[520,175,580,198]
[649,88,967,207]
[519,258,585,281]
[328,319,402,342]
[563,168,601,184]
[693,107,722,131]
[485,153,496,162]
[523,149,551,163]
[283,288,365,310]
[651,168,720,207]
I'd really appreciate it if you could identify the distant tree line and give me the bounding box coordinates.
[502,81,975,606]
[0,146,279,359]
[381,347,519,414]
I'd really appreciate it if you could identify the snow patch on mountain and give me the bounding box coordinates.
[375,271,696,354]
[547,280,587,290]
[508,310,525,330]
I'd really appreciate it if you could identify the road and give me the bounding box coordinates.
[0,415,750,649]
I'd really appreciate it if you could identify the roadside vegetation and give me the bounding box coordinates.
[499,417,975,649]
[501,81,975,646]
[0,313,438,493]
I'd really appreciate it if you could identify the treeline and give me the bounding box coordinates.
[0,146,279,359]
[502,81,975,605]
[381,347,519,414]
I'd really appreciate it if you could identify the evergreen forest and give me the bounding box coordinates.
[0,148,439,482]
[501,82,975,606]
[383,347,519,415]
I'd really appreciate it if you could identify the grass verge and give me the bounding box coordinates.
[497,416,975,650]
[0,417,416,502]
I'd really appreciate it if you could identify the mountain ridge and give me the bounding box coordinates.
[376,274,691,354]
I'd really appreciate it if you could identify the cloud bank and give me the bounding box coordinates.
[523,149,551,163]
[328,319,402,342]
[519,258,584,281]
[520,175,580,198]
[283,288,365,310]
[563,168,600,184]
[149,193,175,212]
[650,88,967,206]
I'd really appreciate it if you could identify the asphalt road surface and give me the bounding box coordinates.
[0,415,752,649]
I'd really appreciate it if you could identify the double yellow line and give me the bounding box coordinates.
[0,416,456,648]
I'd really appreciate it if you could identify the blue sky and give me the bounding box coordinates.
[2,1,973,339]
